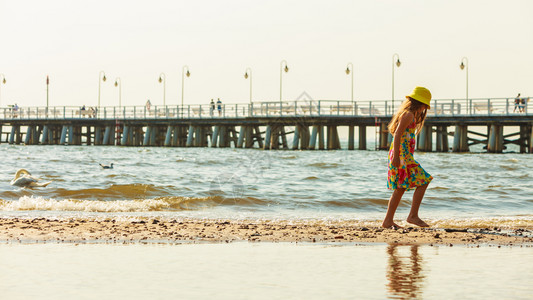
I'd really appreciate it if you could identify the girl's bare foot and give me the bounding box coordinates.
[381,221,403,230]
[406,217,429,227]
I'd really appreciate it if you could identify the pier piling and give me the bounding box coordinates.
[487,124,504,153]
[528,124,533,153]
[309,125,318,150]
[417,125,433,152]
[452,125,469,152]
[348,125,354,150]
[378,123,390,150]
[358,125,366,150]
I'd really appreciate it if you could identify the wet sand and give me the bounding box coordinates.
[0,217,531,245]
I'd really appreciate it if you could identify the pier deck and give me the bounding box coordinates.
[1,98,532,153]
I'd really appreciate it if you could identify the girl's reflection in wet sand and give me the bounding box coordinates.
[386,244,426,299]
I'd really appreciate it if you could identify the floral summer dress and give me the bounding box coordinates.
[387,121,433,190]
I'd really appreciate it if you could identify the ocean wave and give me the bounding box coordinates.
[280,155,298,160]
[0,196,170,212]
[194,159,224,166]
[431,186,450,190]
[0,184,172,201]
[0,195,278,213]
[53,184,165,199]
[500,165,519,171]
[307,162,342,169]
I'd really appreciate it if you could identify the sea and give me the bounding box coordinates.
[0,141,532,227]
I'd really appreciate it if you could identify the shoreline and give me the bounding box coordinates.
[1,217,532,246]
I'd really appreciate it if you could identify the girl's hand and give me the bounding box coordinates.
[391,152,400,168]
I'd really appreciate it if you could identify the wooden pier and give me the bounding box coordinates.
[1,98,532,153]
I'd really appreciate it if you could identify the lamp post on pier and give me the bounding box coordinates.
[244,67,252,104]
[114,77,122,108]
[345,63,354,103]
[392,53,401,113]
[181,66,190,108]
[97,71,107,111]
[46,75,49,108]
[280,60,289,104]
[158,72,166,107]
[0,74,6,107]
[460,57,469,113]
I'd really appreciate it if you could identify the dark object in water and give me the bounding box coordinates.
[99,163,114,169]
[444,228,468,233]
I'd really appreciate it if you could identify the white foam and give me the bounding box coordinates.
[0,196,171,212]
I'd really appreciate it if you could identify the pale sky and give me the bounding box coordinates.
[0,0,532,108]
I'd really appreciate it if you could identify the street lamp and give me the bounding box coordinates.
[280,60,289,103]
[0,74,6,107]
[244,67,252,104]
[181,66,190,108]
[114,77,122,108]
[46,75,49,108]
[158,72,166,106]
[345,63,354,103]
[392,53,401,112]
[460,57,469,112]
[98,71,107,111]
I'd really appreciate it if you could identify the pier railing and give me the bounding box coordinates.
[0,97,529,120]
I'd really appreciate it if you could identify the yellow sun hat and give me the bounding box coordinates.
[406,86,431,108]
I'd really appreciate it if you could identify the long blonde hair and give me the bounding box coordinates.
[388,97,429,135]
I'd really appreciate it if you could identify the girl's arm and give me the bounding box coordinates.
[391,112,414,168]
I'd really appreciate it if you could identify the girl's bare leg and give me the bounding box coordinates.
[382,188,406,229]
[407,183,429,227]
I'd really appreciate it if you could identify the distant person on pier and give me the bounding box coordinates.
[514,93,521,113]
[383,86,433,229]
[146,99,152,112]
[12,103,19,118]
[217,98,222,116]
[81,105,86,117]
[210,99,215,116]
[519,97,529,113]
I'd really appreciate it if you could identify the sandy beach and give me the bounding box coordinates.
[1,217,531,246]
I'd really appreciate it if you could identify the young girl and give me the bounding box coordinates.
[382,86,433,229]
